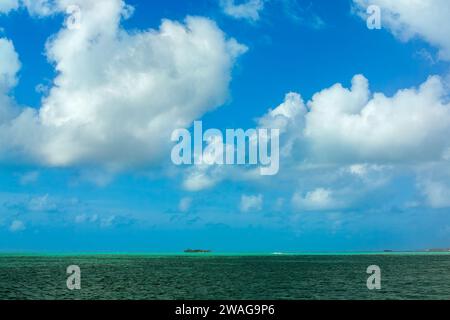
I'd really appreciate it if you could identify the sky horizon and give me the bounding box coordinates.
[1,0,450,253]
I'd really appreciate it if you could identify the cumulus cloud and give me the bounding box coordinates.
[257,92,306,157]
[180,73,450,198]
[177,72,450,216]
[240,194,263,212]
[0,0,76,17]
[180,142,263,192]
[421,180,450,209]
[22,0,59,16]
[0,38,20,128]
[260,73,450,211]
[353,0,450,209]
[0,0,19,14]
[292,188,343,211]
[266,74,450,164]
[0,0,246,171]
[0,0,58,16]
[220,0,265,22]
[416,163,450,209]
[307,75,450,163]
[0,38,20,92]
[353,0,450,60]
[180,131,237,191]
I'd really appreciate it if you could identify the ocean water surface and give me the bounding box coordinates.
[0,253,449,300]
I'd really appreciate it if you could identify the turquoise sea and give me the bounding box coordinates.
[1,253,450,300]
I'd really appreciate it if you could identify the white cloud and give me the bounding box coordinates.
[292,188,342,211]
[9,219,25,232]
[1,0,76,17]
[178,197,192,212]
[305,75,450,163]
[0,38,20,127]
[241,71,450,213]
[240,194,263,212]
[180,72,450,195]
[421,180,450,209]
[348,164,369,177]
[180,131,237,191]
[0,38,20,93]
[220,0,265,22]
[21,0,58,16]
[178,73,450,206]
[183,169,220,191]
[257,92,306,157]
[0,0,19,14]
[0,0,58,16]
[259,92,306,128]
[0,0,246,171]
[266,75,450,165]
[353,0,450,60]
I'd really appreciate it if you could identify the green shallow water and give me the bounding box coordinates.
[1,254,450,300]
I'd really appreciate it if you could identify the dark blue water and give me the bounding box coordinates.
[1,254,449,300]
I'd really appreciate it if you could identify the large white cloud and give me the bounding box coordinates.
[305,75,450,163]
[265,74,450,210]
[183,73,450,215]
[0,0,246,170]
[354,0,450,60]
[180,74,450,198]
[264,74,450,164]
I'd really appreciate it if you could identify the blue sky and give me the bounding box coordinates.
[1,0,450,253]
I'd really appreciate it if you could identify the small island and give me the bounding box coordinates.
[426,248,450,252]
[184,249,212,253]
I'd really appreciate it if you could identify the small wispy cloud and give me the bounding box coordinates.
[220,0,265,22]
[19,171,40,185]
[28,194,56,212]
[9,220,25,232]
[292,188,343,211]
[281,0,326,29]
[178,197,193,213]
[240,194,263,212]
